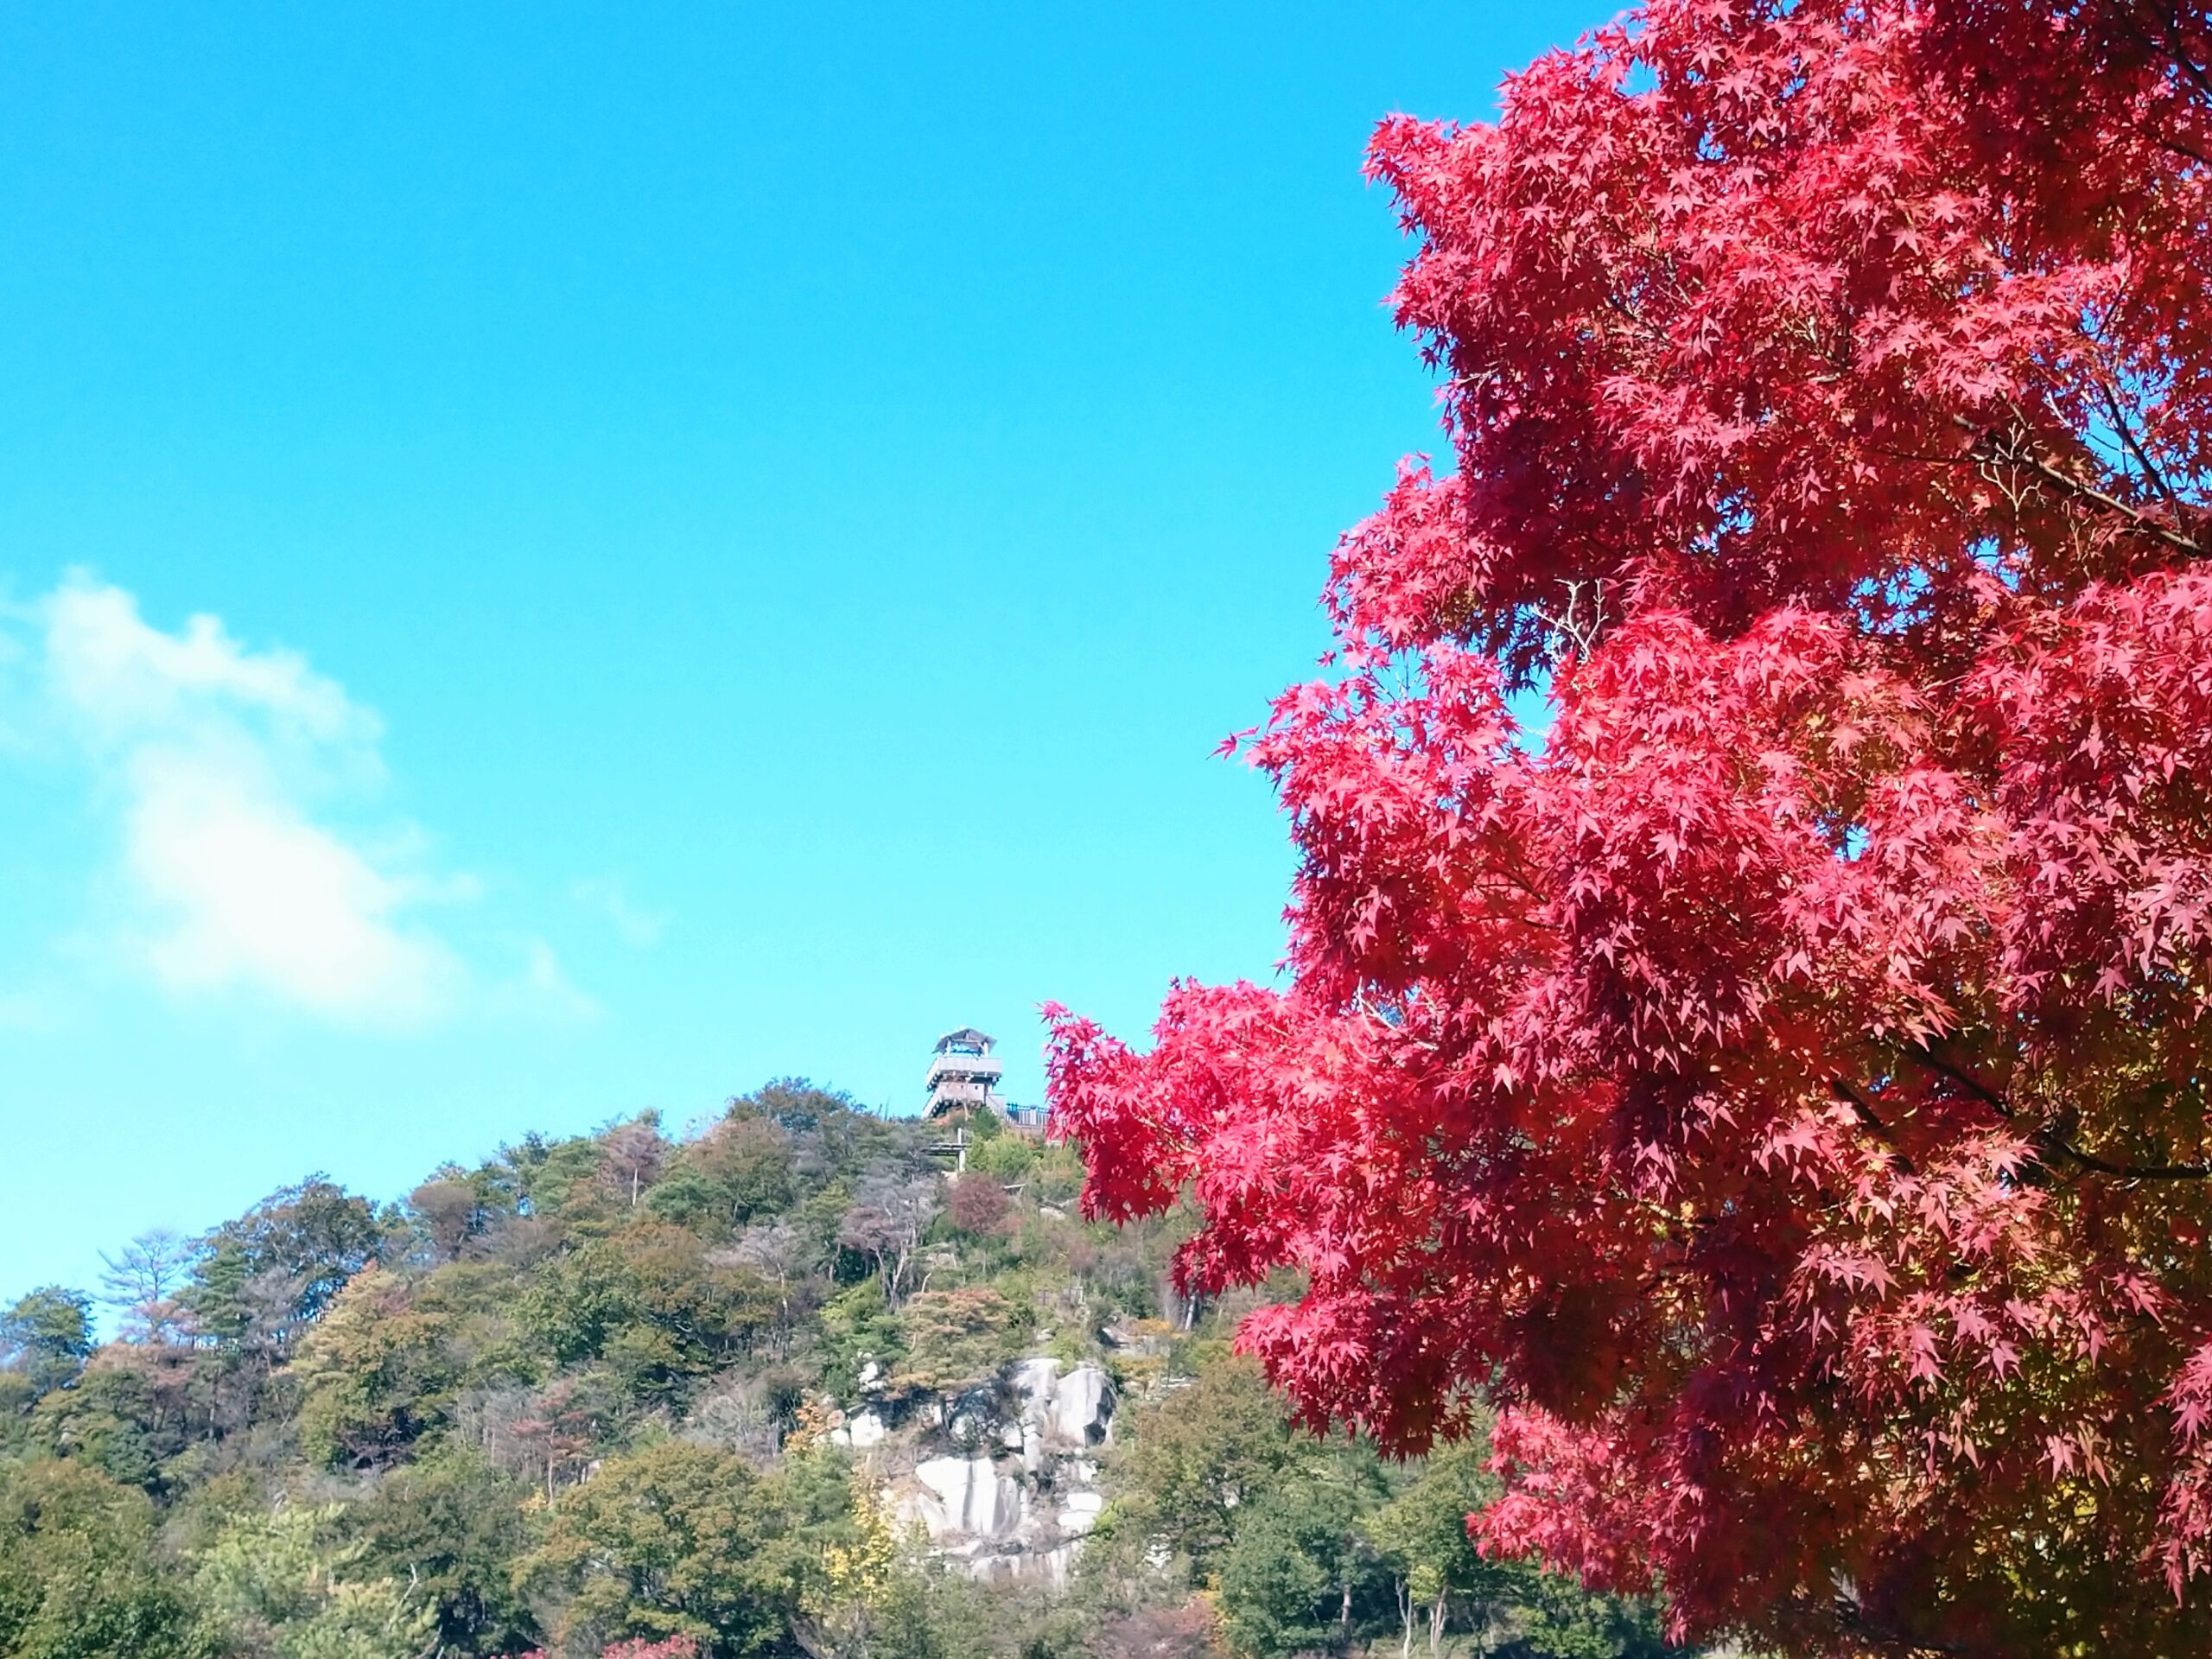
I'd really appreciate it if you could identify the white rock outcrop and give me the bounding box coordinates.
[870,1354,1117,1586]
[1058,1490,1105,1536]
[1050,1363,1113,1445]
[909,1455,1027,1541]
[1008,1357,1115,1457]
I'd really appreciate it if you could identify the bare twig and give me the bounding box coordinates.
[1535,578,1612,659]
[1952,414,2203,558]
[2094,378,2185,517]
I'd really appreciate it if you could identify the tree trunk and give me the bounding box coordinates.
[1398,1580,1415,1658]
[1428,1592,1446,1657]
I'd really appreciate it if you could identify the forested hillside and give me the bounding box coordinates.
[0,1082,1679,1659]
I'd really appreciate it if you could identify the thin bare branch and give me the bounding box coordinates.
[1952,414,2203,557]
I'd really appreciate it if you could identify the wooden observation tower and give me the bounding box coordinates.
[925,1027,1006,1120]
[925,1028,1045,1171]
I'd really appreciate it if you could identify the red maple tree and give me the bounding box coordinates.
[1046,2,2212,1650]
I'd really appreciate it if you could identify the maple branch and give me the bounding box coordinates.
[2043,1143,2212,1182]
[2113,0,2212,112]
[2151,128,2212,167]
[1534,578,1612,660]
[1904,1043,2012,1117]
[1900,1041,2212,1182]
[2094,378,2185,519]
[1834,1602,1978,1658]
[1953,414,2205,558]
[1830,1077,1915,1173]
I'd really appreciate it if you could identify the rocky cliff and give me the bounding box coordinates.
[823,1354,1116,1587]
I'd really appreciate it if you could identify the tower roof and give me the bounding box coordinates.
[934,1027,995,1054]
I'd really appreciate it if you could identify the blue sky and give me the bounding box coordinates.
[0,1,1596,1300]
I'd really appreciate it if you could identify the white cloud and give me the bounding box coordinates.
[45,582,368,751]
[513,938,602,1023]
[123,744,462,1021]
[22,575,474,1027]
[570,875,670,948]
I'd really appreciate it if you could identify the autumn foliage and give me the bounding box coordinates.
[1047,1,2212,1651]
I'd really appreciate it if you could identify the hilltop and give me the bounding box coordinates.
[0,1077,1678,1658]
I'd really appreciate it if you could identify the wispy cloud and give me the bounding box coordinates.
[570,875,670,948]
[511,938,603,1022]
[7,574,587,1030]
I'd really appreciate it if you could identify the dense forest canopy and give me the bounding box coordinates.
[0,1083,1676,1659]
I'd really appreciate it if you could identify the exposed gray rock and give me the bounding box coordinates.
[1008,1357,1115,1451]
[1049,1363,1113,1445]
[1058,1490,1105,1536]
[868,1353,1119,1586]
[1008,1357,1060,1416]
[907,1455,1027,1541]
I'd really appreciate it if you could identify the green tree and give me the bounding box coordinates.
[522,1228,779,1406]
[1,1287,93,1400]
[742,1078,861,1137]
[29,1350,183,1491]
[1215,1498,1332,1659]
[1117,1351,1301,1576]
[1363,1437,1682,1659]
[798,1469,931,1659]
[294,1269,464,1468]
[1363,1440,1510,1657]
[191,1501,435,1659]
[500,1134,608,1221]
[521,1238,644,1367]
[965,1133,1037,1186]
[513,1440,836,1658]
[895,1287,1030,1395]
[817,1280,903,1396]
[647,1116,796,1235]
[1214,1440,1392,1658]
[181,1236,257,1349]
[1488,1570,1681,1659]
[0,1459,209,1659]
[349,1446,537,1656]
